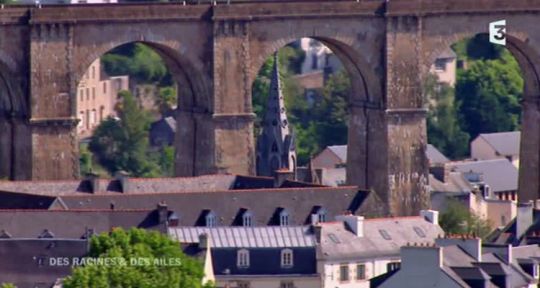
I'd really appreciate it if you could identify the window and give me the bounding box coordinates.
[85,110,90,129]
[533,264,539,279]
[79,111,84,128]
[280,281,294,288]
[242,211,253,227]
[339,264,350,282]
[90,109,96,126]
[279,210,289,226]
[91,66,95,79]
[86,88,90,100]
[237,282,250,288]
[434,59,446,71]
[379,229,392,240]
[311,53,318,70]
[387,262,401,272]
[79,89,84,102]
[103,82,107,94]
[92,87,96,99]
[237,249,249,268]
[100,106,104,122]
[356,263,366,280]
[317,208,327,223]
[281,249,293,268]
[413,226,426,238]
[206,211,217,227]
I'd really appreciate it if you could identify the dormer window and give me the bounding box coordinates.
[279,210,289,226]
[206,211,217,227]
[317,207,327,223]
[237,249,250,268]
[281,249,293,268]
[243,211,253,227]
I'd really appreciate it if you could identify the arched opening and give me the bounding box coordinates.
[426,33,540,235]
[0,64,27,181]
[252,37,377,189]
[76,41,202,179]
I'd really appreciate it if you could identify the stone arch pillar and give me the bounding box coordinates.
[385,15,430,216]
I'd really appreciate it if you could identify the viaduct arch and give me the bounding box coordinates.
[1,0,540,216]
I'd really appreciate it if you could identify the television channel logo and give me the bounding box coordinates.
[489,20,506,46]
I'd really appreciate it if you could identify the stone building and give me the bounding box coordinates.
[76,58,129,138]
[256,53,297,177]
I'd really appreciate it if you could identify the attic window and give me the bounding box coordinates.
[242,211,253,227]
[206,211,217,228]
[378,229,392,240]
[413,226,426,238]
[317,208,327,223]
[328,233,341,244]
[279,210,289,227]
[39,229,55,239]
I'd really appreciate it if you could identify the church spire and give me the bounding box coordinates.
[263,52,290,142]
[256,53,297,177]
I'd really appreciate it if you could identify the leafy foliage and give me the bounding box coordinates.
[101,43,172,86]
[424,74,470,158]
[63,228,213,288]
[89,91,162,177]
[455,50,523,140]
[1,284,16,288]
[439,199,492,238]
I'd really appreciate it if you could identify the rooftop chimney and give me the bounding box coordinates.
[115,170,130,193]
[84,171,100,193]
[420,210,439,226]
[436,236,482,261]
[517,201,534,240]
[335,214,364,237]
[274,169,295,188]
[157,202,168,225]
[401,245,443,273]
[199,233,209,250]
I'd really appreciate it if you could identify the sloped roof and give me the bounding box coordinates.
[318,216,444,260]
[476,131,521,157]
[429,173,474,194]
[328,145,347,162]
[427,144,450,165]
[448,159,518,193]
[169,226,315,248]
[0,209,162,239]
[56,186,368,227]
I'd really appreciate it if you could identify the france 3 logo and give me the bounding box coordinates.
[489,20,506,46]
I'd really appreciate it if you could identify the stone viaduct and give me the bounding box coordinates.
[1,0,540,216]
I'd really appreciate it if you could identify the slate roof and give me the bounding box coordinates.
[328,145,347,162]
[486,209,540,245]
[0,174,240,196]
[169,226,315,248]
[318,216,444,260]
[55,186,367,227]
[427,144,450,165]
[429,173,474,194]
[447,159,518,193]
[476,131,520,157]
[323,144,449,166]
[0,209,163,239]
[438,47,457,59]
[0,190,56,209]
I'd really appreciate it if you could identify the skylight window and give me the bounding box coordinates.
[413,226,426,238]
[328,233,341,244]
[378,229,392,240]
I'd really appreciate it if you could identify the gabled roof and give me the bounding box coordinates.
[56,186,368,227]
[475,131,521,157]
[319,216,444,260]
[447,159,518,193]
[327,145,347,162]
[427,144,450,165]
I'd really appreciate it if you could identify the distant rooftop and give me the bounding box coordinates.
[475,131,521,157]
[448,159,518,193]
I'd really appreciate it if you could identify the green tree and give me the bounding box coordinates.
[89,91,160,177]
[1,284,16,288]
[63,228,213,288]
[439,199,492,238]
[455,50,523,140]
[424,74,470,158]
[156,86,177,116]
